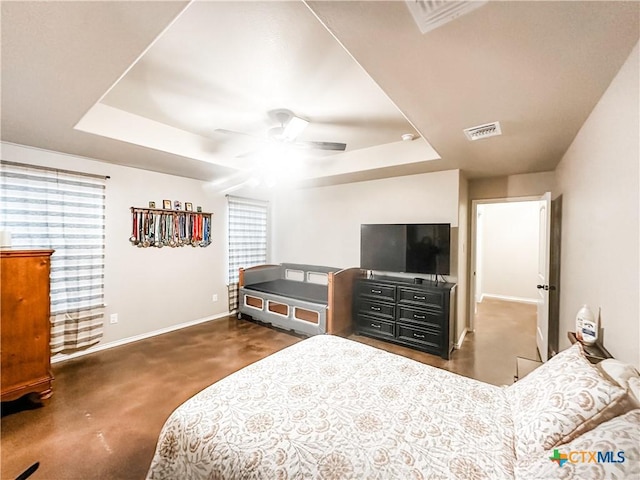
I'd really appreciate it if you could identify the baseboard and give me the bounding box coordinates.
[455,328,468,349]
[51,311,230,364]
[479,293,538,305]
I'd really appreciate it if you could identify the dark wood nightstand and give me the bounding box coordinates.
[568,331,612,363]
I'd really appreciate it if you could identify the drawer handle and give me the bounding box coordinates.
[370,323,381,329]
[414,295,426,300]
[371,306,381,311]
[413,333,425,339]
[414,314,426,319]
[371,289,382,294]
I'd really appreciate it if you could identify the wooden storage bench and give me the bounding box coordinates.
[238,263,360,336]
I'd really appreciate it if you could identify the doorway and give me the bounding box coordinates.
[469,197,545,361]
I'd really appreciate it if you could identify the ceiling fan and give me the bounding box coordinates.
[214,109,347,153]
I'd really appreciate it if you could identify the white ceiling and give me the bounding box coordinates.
[2,1,638,189]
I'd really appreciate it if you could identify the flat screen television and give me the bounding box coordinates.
[360,223,451,275]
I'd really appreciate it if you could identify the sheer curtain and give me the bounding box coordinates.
[0,161,106,354]
[227,195,268,312]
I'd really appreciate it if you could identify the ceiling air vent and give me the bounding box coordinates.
[463,122,502,141]
[405,0,488,34]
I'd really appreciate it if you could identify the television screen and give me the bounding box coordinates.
[360,223,450,275]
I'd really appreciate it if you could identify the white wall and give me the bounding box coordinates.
[478,201,540,303]
[554,42,639,367]
[1,142,230,355]
[271,169,460,275]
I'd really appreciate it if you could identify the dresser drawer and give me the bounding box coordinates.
[397,287,443,310]
[358,299,395,320]
[396,323,441,350]
[357,282,396,302]
[397,306,443,329]
[356,315,395,339]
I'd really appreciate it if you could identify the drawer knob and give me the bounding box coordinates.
[414,314,425,319]
[371,289,382,294]
[371,323,381,329]
[371,306,381,311]
[414,295,426,300]
[413,333,425,339]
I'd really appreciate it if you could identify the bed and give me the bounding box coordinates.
[146,336,640,480]
[238,263,361,336]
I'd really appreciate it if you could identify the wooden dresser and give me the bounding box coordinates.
[1,249,54,402]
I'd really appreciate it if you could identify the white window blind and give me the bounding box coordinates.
[227,195,268,311]
[0,161,106,354]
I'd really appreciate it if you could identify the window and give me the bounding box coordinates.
[0,161,106,354]
[227,195,268,312]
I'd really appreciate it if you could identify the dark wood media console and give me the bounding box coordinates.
[354,275,456,359]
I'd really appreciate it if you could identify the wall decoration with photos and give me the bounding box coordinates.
[130,206,212,248]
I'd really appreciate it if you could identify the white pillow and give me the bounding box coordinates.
[596,359,640,408]
[628,377,640,409]
[505,342,628,459]
[515,409,640,480]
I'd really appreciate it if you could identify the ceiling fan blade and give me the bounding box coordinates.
[235,150,259,159]
[214,128,263,139]
[293,141,347,151]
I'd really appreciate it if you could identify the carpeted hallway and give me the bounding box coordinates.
[1,300,536,480]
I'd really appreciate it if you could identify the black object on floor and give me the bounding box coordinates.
[15,462,39,480]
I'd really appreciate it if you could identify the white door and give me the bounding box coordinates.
[536,192,552,361]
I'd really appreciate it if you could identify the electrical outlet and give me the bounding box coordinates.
[212,294,218,302]
[110,313,118,324]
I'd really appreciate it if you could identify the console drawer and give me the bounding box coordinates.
[396,323,441,350]
[357,282,396,302]
[356,314,395,339]
[397,306,443,329]
[397,287,443,310]
[358,299,395,320]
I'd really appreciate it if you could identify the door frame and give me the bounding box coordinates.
[468,195,543,333]
[547,195,563,358]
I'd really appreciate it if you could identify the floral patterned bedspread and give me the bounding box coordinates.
[146,335,516,480]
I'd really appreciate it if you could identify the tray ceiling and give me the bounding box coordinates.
[2,1,638,188]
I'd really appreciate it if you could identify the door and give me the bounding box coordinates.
[548,195,563,358]
[536,192,552,361]
[474,207,484,309]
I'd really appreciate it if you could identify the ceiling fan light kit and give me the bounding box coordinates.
[217,108,347,154]
[282,116,309,141]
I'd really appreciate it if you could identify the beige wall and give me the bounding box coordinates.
[469,171,555,200]
[271,169,461,272]
[455,172,469,344]
[554,42,639,367]
[271,168,466,341]
[2,142,230,357]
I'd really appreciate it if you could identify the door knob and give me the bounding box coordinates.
[536,284,549,290]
